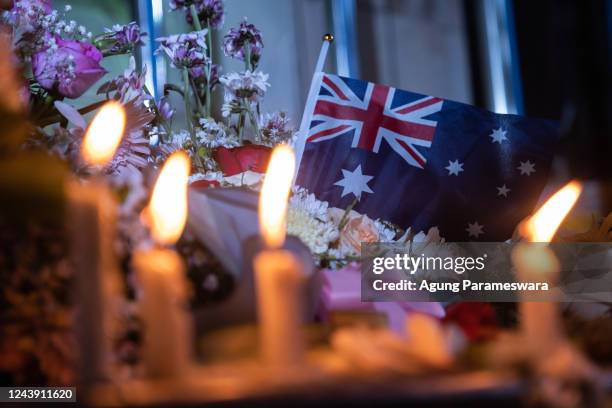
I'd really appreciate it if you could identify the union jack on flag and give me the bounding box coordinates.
[295,73,559,241]
[307,75,443,168]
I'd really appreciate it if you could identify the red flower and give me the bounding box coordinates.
[213,145,271,176]
[190,179,220,188]
[443,302,498,342]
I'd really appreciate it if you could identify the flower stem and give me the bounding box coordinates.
[244,43,252,72]
[189,5,203,31]
[183,69,192,129]
[143,85,171,140]
[183,68,204,169]
[190,76,204,115]
[243,98,260,141]
[338,197,359,231]
[238,110,246,143]
[204,18,213,118]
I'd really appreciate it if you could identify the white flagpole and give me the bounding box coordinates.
[293,34,334,183]
[314,33,334,74]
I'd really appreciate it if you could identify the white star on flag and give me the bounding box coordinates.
[445,159,464,176]
[466,221,484,238]
[489,127,508,144]
[517,160,536,176]
[497,184,511,197]
[334,164,374,199]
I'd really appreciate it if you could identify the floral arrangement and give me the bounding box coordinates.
[0,0,416,385]
[9,0,417,267]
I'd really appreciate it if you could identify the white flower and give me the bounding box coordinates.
[287,187,339,255]
[375,220,397,242]
[195,118,239,148]
[290,187,331,221]
[189,171,223,184]
[219,70,270,103]
[222,171,264,187]
[287,207,339,256]
[170,129,191,146]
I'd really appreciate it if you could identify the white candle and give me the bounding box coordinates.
[512,243,562,354]
[135,151,193,378]
[70,102,126,385]
[133,248,192,377]
[255,145,306,366]
[67,178,123,385]
[511,180,582,355]
[254,250,306,366]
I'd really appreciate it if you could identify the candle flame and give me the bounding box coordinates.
[81,101,126,166]
[259,145,295,248]
[522,180,583,242]
[148,151,191,245]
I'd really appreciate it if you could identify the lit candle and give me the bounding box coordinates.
[511,181,582,354]
[133,151,193,378]
[67,101,126,385]
[255,145,306,367]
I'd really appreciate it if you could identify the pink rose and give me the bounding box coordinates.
[32,38,107,99]
[330,208,380,255]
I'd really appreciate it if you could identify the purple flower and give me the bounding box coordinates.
[5,0,56,56]
[32,37,107,99]
[157,96,175,122]
[156,30,209,69]
[223,18,263,67]
[259,111,294,146]
[170,0,225,29]
[97,57,150,104]
[95,22,146,56]
[189,0,225,29]
[190,63,219,88]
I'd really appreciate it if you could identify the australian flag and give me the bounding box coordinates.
[294,73,559,241]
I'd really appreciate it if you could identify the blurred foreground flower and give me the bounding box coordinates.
[443,302,499,342]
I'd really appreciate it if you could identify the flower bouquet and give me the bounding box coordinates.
[0,0,449,385]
